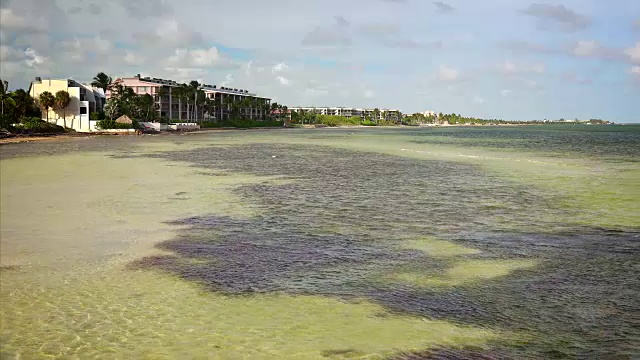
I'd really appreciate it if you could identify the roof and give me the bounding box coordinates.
[271,109,291,114]
[115,115,133,124]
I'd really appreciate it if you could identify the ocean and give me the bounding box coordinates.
[1,125,638,359]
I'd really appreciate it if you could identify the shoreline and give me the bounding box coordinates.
[0,123,626,146]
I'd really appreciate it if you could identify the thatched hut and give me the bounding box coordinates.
[115,115,133,124]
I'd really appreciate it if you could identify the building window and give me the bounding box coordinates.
[80,107,87,115]
[138,86,148,93]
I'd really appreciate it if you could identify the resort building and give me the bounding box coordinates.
[108,75,271,122]
[199,84,271,121]
[28,78,106,132]
[289,107,402,122]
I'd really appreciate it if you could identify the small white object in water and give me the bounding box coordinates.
[272,155,277,158]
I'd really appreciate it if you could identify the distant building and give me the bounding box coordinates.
[421,111,436,117]
[289,107,402,122]
[199,84,271,121]
[270,109,291,120]
[28,78,106,132]
[109,75,271,121]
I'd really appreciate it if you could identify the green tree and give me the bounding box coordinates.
[373,108,380,124]
[54,90,71,128]
[202,96,215,122]
[195,89,206,123]
[175,84,192,122]
[189,81,200,122]
[38,91,55,123]
[0,79,16,115]
[10,89,38,119]
[229,97,242,121]
[280,104,289,122]
[91,72,112,92]
[136,94,156,121]
[157,87,169,120]
[103,99,118,120]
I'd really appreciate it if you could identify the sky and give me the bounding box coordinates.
[0,0,639,122]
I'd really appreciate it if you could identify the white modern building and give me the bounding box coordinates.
[28,78,106,132]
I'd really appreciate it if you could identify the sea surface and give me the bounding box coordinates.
[1,125,639,359]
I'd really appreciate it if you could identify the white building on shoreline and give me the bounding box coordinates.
[28,78,106,132]
[289,107,402,122]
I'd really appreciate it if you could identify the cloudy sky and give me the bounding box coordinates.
[1,0,639,121]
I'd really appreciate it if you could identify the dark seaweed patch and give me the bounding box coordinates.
[131,142,639,358]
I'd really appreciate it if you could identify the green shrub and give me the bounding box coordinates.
[95,119,139,130]
[217,118,284,128]
[361,120,378,126]
[0,114,17,130]
[201,121,222,128]
[14,118,65,133]
[312,115,366,127]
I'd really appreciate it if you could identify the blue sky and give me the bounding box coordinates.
[1,0,638,122]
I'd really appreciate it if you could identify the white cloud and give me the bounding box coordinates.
[573,40,599,56]
[438,65,459,81]
[24,48,47,68]
[306,88,329,97]
[500,61,517,74]
[161,67,208,83]
[133,18,204,49]
[498,61,545,75]
[472,95,484,104]
[0,8,28,30]
[124,51,145,65]
[92,36,112,54]
[276,76,291,86]
[59,38,85,62]
[631,66,640,77]
[167,47,220,67]
[0,45,22,62]
[363,89,375,98]
[500,89,512,97]
[531,63,545,74]
[221,74,234,86]
[625,42,640,64]
[272,62,289,73]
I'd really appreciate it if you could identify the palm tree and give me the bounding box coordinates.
[280,105,289,122]
[54,90,71,128]
[176,84,191,122]
[10,89,37,118]
[137,94,155,121]
[261,102,271,121]
[201,96,213,122]
[0,79,16,115]
[38,91,55,123]
[189,81,200,122]
[91,72,112,92]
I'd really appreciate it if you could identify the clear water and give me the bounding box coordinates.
[1,126,639,359]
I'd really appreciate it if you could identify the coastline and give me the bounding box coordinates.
[1,123,625,146]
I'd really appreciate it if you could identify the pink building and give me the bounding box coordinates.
[107,75,271,122]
